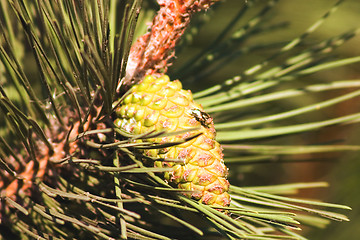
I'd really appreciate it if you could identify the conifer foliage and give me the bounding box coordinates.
[1,0,359,239]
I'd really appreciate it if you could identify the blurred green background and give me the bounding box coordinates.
[172,0,360,239]
[1,0,359,238]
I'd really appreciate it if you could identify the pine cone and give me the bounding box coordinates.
[115,75,230,206]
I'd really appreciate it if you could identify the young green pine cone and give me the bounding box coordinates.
[114,75,230,207]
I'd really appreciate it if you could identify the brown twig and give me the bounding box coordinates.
[125,0,219,83]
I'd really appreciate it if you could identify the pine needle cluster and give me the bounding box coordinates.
[0,0,359,239]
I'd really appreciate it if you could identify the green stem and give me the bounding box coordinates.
[113,151,127,239]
